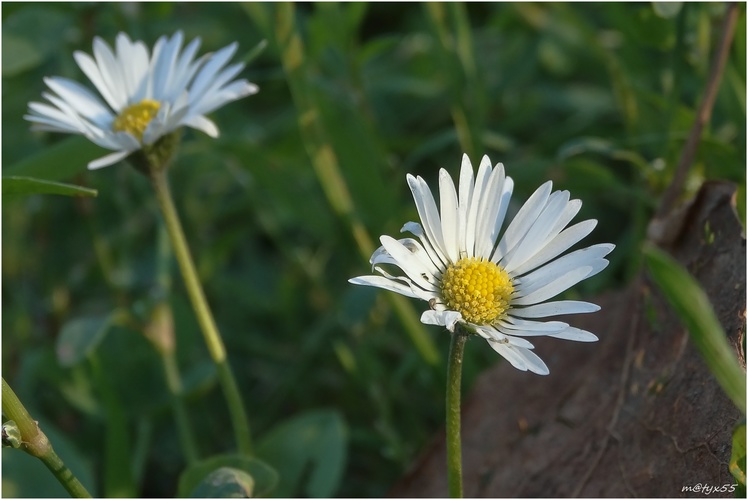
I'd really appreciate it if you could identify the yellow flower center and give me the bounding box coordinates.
[112,100,161,142]
[440,257,514,324]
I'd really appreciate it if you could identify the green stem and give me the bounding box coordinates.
[161,350,200,464]
[2,378,92,498]
[149,169,252,455]
[446,330,467,498]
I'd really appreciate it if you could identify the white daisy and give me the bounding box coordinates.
[25,31,258,170]
[349,154,614,375]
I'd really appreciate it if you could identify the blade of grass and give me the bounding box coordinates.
[643,244,746,414]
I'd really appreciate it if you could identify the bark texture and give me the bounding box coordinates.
[391,181,746,498]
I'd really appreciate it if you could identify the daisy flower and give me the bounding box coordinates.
[349,154,614,375]
[25,31,258,170]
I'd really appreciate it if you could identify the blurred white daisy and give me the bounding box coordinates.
[350,154,614,375]
[25,31,258,170]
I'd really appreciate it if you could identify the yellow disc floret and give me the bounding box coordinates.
[112,99,161,142]
[441,257,514,324]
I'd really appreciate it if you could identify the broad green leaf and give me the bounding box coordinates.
[3,176,97,197]
[178,454,278,498]
[256,410,347,498]
[3,136,106,181]
[730,422,746,489]
[190,467,254,498]
[644,244,746,414]
[56,313,115,367]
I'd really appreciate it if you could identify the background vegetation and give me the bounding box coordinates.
[2,2,745,497]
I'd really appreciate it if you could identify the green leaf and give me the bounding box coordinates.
[3,136,107,182]
[2,7,72,77]
[2,33,43,77]
[255,410,347,498]
[730,422,747,489]
[652,2,683,19]
[178,454,278,498]
[556,136,648,170]
[241,39,268,66]
[190,467,254,498]
[3,176,97,197]
[643,244,746,414]
[56,313,116,367]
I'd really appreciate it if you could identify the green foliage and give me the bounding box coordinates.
[2,2,745,497]
[643,244,746,415]
[178,455,277,498]
[55,313,115,367]
[255,410,347,498]
[3,176,97,198]
[188,467,254,498]
[731,422,746,493]
[2,416,95,497]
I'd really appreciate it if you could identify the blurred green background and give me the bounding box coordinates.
[2,2,745,497]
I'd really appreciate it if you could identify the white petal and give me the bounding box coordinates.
[501,190,570,272]
[189,42,238,102]
[457,154,475,257]
[546,198,582,240]
[492,181,552,263]
[183,114,220,137]
[373,266,437,301]
[372,237,440,277]
[407,174,448,265]
[475,160,508,259]
[515,243,614,296]
[43,77,113,126]
[550,327,599,342]
[508,300,600,318]
[487,341,549,375]
[401,221,447,274]
[74,50,120,111]
[510,219,598,277]
[348,275,420,299]
[511,266,595,306]
[151,32,183,101]
[515,347,549,375]
[380,236,440,291]
[170,36,202,95]
[88,149,132,170]
[92,36,127,109]
[421,310,462,331]
[476,326,536,349]
[464,156,492,257]
[438,168,460,263]
[116,33,149,102]
[500,317,569,332]
[188,80,257,117]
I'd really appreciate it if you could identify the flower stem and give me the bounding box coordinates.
[2,378,92,498]
[446,329,468,498]
[149,169,252,455]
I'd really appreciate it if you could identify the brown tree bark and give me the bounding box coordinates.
[391,181,746,497]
